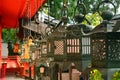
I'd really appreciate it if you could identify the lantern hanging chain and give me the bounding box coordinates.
[39,0,43,23]
[77,0,83,4]
[60,0,69,25]
[63,0,68,11]
[54,0,56,18]
[61,0,69,18]
[63,0,68,7]
[22,19,25,39]
[15,27,19,41]
[47,0,50,27]
[105,0,109,2]
[36,0,46,39]
[27,0,32,37]
[34,0,39,39]
[34,0,38,12]
[43,0,51,38]
[34,0,40,24]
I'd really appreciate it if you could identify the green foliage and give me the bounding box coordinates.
[112,71,120,80]
[49,0,76,19]
[82,12,103,27]
[89,69,104,80]
[47,0,120,31]
[2,29,17,43]
[49,0,120,22]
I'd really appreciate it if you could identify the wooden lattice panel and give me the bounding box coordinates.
[67,39,80,54]
[92,39,106,61]
[82,36,91,55]
[54,40,64,55]
[47,39,65,61]
[66,38,82,61]
[107,40,120,60]
[91,32,120,68]
[92,39,106,68]
[41,44,47,55]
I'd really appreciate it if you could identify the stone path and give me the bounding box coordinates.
[5,73,25,80]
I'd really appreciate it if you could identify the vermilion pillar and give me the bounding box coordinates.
[0,26,2,78]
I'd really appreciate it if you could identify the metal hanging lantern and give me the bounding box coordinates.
[40,66,45,74]
[13,42,20,54]
[39,40,47,56]
[21,36,35,62]
[21,39,30,61]
[61,0,69,24]
[74,0,87,23]
[97,0,116,21]
[101,10,114,21]
[34,38,39,46]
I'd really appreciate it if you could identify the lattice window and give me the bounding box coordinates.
[82,36,91,55]
[67,39,80,54]
[92,39,106,61]
[108,40,120,60]
[54,40,64,55]
[41,44,47,54]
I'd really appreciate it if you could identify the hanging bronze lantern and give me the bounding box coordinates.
[13,42,20,54]
[40,65,45,74]
[39,40,47,56]
[21,36,34,62]
[73,0,87,23]
[97,0,116,21]
[101,10,114,21]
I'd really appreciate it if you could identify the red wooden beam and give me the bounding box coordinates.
[0,0,46,28]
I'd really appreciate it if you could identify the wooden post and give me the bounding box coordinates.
[59,67,62,80]
[69,66,72,80]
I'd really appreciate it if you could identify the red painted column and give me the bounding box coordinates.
[1,62,7,80]
[0,26,2,78]
[0,27,7,80]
